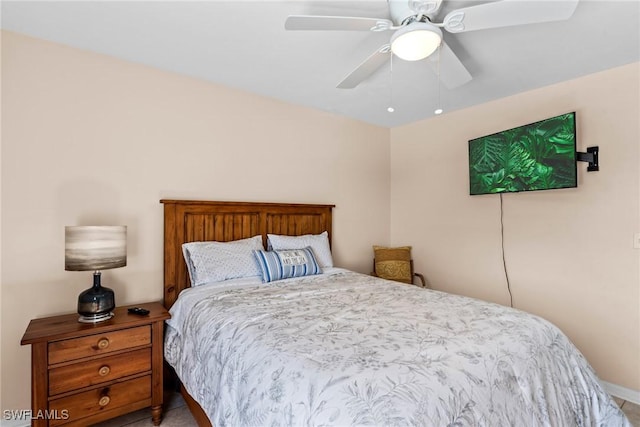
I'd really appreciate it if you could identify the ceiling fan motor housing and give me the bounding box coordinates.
[388,0,442,25]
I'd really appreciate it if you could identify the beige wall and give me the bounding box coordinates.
[0,31,391,411]
[390,62,640,390]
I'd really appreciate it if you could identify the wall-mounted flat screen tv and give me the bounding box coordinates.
[468,112,577,195]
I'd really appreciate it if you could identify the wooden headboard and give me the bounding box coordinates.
[160,200,335,309]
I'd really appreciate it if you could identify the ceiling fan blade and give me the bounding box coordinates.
[285,15,393,31]
[337,45,391,89]
[443,0,579,33]
[426,41,472,89]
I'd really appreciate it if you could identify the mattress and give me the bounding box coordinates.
[164,268,629,426]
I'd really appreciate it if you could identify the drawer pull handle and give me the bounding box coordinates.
[98,365,111,376]
[97,338,110,349]
[98,396,111,407]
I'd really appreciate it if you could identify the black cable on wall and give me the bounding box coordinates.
[500,193,514,308]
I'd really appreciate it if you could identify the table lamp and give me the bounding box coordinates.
[65,225,127,323]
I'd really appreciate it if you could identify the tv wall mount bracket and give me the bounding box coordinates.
[576,146,599,172]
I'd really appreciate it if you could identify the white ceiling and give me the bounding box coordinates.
[2,0,639,127]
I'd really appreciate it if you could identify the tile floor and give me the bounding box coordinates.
[615,397,640,427]
[95,391,640,426]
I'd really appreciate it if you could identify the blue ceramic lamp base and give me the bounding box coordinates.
[77,271,115,323]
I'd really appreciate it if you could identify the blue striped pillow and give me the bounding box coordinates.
[253,247,321,283]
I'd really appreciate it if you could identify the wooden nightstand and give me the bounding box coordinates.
[21,302,170,427]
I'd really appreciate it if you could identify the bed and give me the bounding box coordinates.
[161,199,630,427]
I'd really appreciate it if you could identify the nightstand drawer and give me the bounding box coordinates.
[49,375,151,426]
[49,348,151,396]
[48,326,150,364]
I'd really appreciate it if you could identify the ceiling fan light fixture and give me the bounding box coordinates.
[390,22,442,61]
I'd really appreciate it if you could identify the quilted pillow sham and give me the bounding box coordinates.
[253,247,321,283]
[182,235,264,286]
[267,231,333,268]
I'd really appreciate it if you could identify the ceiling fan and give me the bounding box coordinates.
[285,0,579,89]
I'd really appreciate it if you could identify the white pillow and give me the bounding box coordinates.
[267,231,333,268]
[182,235,264,286]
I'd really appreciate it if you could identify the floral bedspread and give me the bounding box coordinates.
[164,269,629,427]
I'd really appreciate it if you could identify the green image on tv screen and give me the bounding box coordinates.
[468,112,577,195]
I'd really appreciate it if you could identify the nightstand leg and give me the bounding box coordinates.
[151,320,165,425]
[152,404,163,425]
[31,343,48,427]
